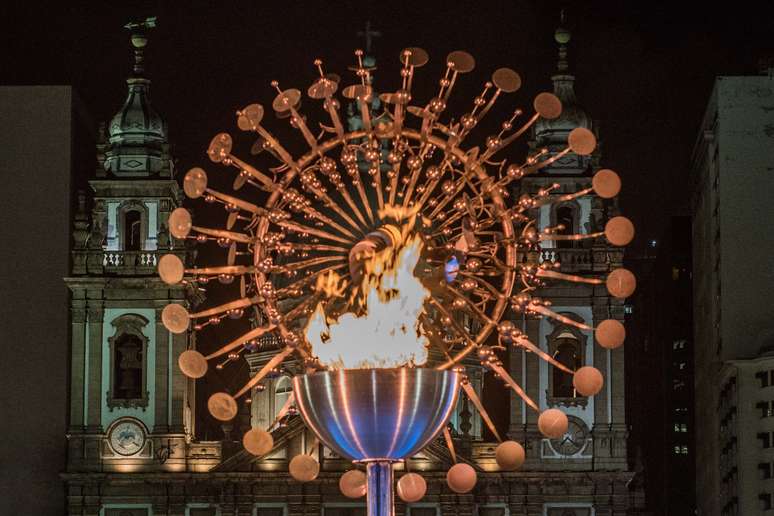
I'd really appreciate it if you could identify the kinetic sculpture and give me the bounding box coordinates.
[159,47,633,516]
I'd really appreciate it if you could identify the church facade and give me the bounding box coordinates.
[63,20,643,516]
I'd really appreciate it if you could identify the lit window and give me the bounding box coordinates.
[274,376,293,420]
[552,333,581,398]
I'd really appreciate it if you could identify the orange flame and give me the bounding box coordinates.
[305,231,430,369]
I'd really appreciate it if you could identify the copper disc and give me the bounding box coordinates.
[492,68,521,93]
[178,349,208,379]
[573,366,604,396]
[397,473,427,503]
[568,127,597,156]
[158,254,184,285]
[446,463,477,494]
[596,319,626,349]
[272,89,301,113]
[308,78,338,99]
[289,454,320,482]
[233,172,248,191]
[534,92,562,119]
[168,208,192,239]
[606,268,636,298]
[227,242,237,265]
[537,408,568,439]
[226,212,238,231]
[380,91,411,105]
[207,133,233,163]
[243,428,274,456]
[208,392,238,421]
[401,47,429,67]
[605,216,635,246]
[162,303,189,334]
[184,167,208,199]
[342,84,372,101]
[592,169,621,199]
[339,470,367,499]
[495,440,525,471]
[237,103,264,130]
[446,51,475,73]
[407,105,429,118]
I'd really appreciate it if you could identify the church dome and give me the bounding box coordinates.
[108,78,166,144]
[534,25,592,143]
[534,75,591,138]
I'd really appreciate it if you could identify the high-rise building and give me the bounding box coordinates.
[0,85,91,516]
[62,19,644,516]
[625,217,694,515]
[691,71,774,516]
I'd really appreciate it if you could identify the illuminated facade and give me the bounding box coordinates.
[62,19,643,516]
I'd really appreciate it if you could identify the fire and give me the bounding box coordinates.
[305,232,430,369]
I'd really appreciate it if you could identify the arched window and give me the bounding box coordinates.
[274,376,293,419]
[555,205,576,249]
[113,333,143,400]
[107,314,150,410]
[552,332,581,398]
[124,210,142,251]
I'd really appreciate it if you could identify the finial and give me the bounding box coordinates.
[124,16,157,76]
[554,10,571,73]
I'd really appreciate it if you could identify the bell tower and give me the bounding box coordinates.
[65,18,200,476]
[508,16,628,481]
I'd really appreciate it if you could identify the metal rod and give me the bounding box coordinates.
[366,461,394,516]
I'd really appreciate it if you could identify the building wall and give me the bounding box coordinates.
[714,77,774,360]
[0,86,86,515]
[692,75,774,516]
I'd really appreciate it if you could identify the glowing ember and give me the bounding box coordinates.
[305,233,430,369]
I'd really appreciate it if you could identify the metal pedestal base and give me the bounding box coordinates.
[366,461,394,516]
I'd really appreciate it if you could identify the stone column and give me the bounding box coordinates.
[508,339,525,438]
[592,300,610,428]
[524,316,541,463]
[154,304,170,433]
[170,329,187,433]
[69,302,87,431]
[86,301,104,432]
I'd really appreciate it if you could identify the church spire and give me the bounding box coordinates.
[555,10,572,74]
[101,17,171,178]
[124,17,157,77]
[532,11,593,171]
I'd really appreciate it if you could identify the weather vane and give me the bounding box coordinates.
[159,45,634,516]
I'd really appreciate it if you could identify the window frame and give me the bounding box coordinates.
[106,313,150,411]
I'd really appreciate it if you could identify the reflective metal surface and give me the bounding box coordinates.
[367,462,393,516]
[293,368,460,461]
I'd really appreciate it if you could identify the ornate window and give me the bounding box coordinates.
[545,316,588,407]
[274,375,293,420]
[117,200,148,251]
[553,333,581,397]
[125,210,142,250]
[107,313,150,410]
[551,202,579,249]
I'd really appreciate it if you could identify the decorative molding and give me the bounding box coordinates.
[106,313,150,411]
[544,314,588,404]
[116,199,150,251]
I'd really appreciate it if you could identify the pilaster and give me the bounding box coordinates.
[69,302,87,431]
[154,304,170,433]
[86,300,104,432]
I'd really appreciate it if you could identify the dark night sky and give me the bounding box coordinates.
[4,1,774,251]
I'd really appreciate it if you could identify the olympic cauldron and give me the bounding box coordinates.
[294,367,460,516]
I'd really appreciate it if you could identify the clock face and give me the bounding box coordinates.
[108,419,146,456]
[550,417,588,456]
